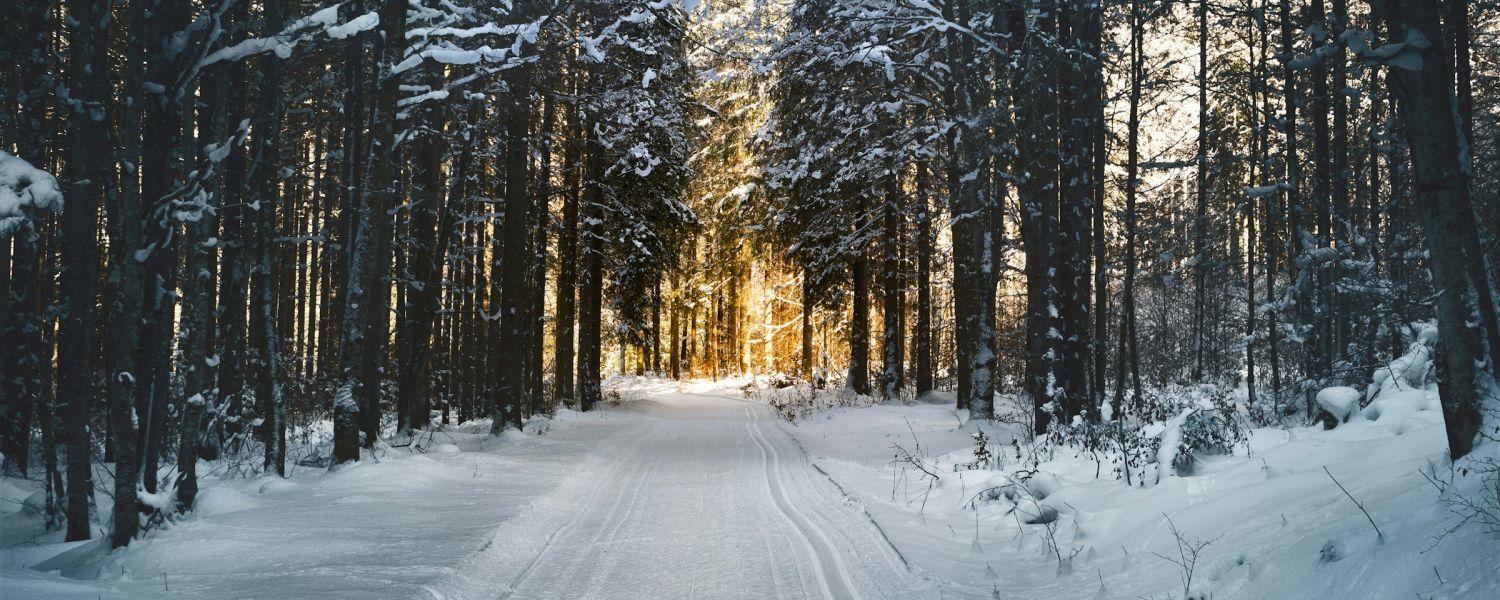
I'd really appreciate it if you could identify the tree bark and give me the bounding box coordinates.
[849,215,872,397]
[1059,0,1101,422]
[1019,2,1064,431]
[947,0,995,417]
[577,146,606,411]
[880,178,904,399]
[332,0,374,465]
[914,161,934,397]
[493,17,537,432]
[1113,0,1147,416]
[1372,0,1499,460]
[1191,0,1210,382]
[394,65,451,434]
[60,0,112,542]
[554,72,581,405]
[249,0,287,476]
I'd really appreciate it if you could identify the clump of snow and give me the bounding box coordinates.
[499,427,530,443]
[1360,327,1444,429]
[1316,386,1363,423]
[326,12,379,40]
[135,486,174,512]
[19,493,47,517]
[0,150,63,237]
[522,413,552,435]
[1155,406,1199,483]
[431,443,462,454]
[1368,323,1436,400]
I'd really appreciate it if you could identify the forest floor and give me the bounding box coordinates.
[2,377,1498,599]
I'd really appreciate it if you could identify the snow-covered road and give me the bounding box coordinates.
[1,382,932,600]
[7,377,1499,599]
[427,389,934,600]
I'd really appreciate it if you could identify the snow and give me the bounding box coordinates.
[326,12,379,40]
[1316,386,1363,423]
[1154,405,1200,484]
[1,412,594,598]
[768,378,1498,598]
[4,375,1496,599]
[190,487,263,517]
[0,150,64,237]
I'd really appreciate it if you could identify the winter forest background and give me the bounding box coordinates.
[1,0,1498,598]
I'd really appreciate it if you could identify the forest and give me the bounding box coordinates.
[0,0,1497,598]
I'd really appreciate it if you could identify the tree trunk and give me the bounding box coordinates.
[881,178,904,400]
[801,272,814,381]
[493,25,536,432]
[176,33,235,509]
[60,0,112,542]
[1372,0,1499,460]
[1019,3,1064,431]
[555,80,581,405]
[356,0,409,447]
[947,0,995,417]
[332,0,374,465]
[577,149,606,411]
[249,0,287,476]
[394,66,451,434]
[1114,0,1146,416]
[1191,0,1210,382]
[914,161,934,397]
[670,268,681,379]
[849,222,872,397]
[1059,0,1100,422]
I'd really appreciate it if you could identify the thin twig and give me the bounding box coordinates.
[1324,466,1384,541]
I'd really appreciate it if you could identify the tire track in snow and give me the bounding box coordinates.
[745,406,866,600]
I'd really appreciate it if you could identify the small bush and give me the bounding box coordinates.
[1038,386,1248,485]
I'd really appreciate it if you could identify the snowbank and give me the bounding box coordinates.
[781,376,1496,599]
[0,409,606,599]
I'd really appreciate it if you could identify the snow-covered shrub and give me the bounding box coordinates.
[750,376,878,422]
[1039,386,1247,484]
[1170,392,1250,476]
[522,413,552,435]
[1036,415,1153,483]
[602,387,644,406]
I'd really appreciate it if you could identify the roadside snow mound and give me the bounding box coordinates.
[783,355,1484,599]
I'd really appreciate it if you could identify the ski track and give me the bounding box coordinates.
[465,388,932,600]
[492,420,665,600]
[746,405,859,600]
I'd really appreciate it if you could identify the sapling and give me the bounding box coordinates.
[1151,514,1220,599]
